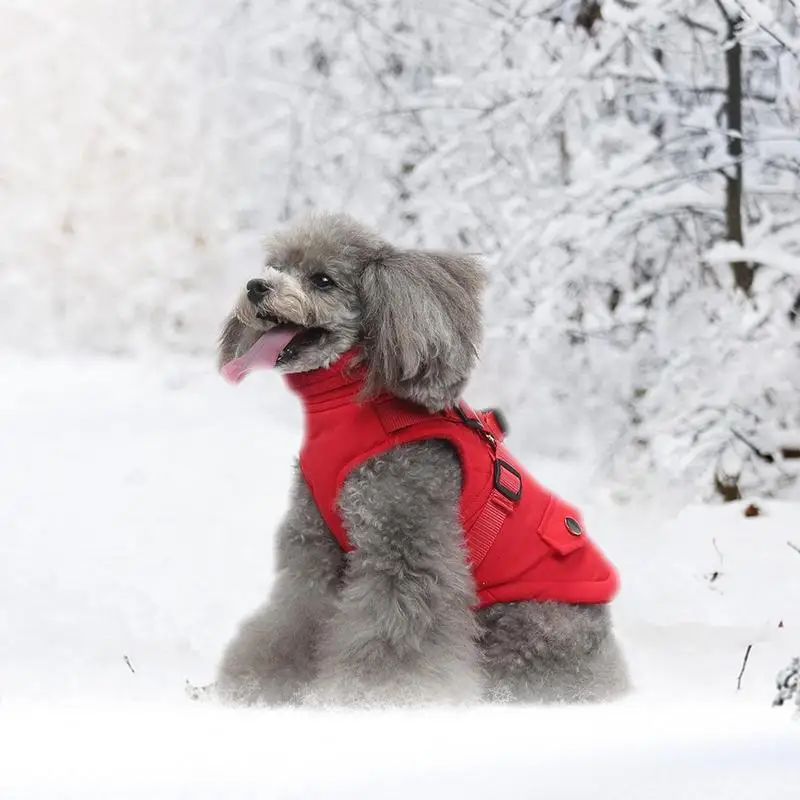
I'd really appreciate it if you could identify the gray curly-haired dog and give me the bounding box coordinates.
[213,212,629,707]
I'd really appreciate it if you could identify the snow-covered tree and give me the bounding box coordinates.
[289,0,800,499]
[2,0,799,499]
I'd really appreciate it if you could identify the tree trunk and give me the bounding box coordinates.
[723,14,754,293]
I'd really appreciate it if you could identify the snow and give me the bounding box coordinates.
[1,703,798,799]
[706,241,800,277]
[1,354,799,798]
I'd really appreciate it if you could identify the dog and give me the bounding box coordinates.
[213,211,629,706]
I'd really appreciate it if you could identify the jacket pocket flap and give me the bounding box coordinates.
[538,494,587,556]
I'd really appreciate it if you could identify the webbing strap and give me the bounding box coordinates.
[469,446,522,567]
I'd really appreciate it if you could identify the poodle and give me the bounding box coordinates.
[212,211,629,706]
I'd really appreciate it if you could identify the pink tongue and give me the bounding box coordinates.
[221,327,299,384]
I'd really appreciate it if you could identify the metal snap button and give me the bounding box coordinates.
[565,516,582,536]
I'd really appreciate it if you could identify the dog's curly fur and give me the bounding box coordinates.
[214,211,629,706]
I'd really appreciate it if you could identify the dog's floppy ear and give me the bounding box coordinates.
[359,248,485,410]
[217,313,261,371]
[218,313,246,370]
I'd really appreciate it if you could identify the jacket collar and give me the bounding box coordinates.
[284,347,371,409]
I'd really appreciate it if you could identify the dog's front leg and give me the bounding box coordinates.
[215,469,344,705]
[306,441,482,707]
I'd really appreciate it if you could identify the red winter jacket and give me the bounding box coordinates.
[285,351,619,609]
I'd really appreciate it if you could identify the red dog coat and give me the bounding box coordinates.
[285,351,619,609]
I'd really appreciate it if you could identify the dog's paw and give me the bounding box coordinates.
[213,671,309,707]
[185,679,216,703]
[302,680,388,709]
[303,675,473,709]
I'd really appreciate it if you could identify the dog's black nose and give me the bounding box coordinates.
[246,278,270,304]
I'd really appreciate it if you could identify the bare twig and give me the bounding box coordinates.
[730,428,775,463]
[737,644,753,690]
[712,537,724,564]
[788,541,800,557]
[730,428,800,464]
[678,13,719,36]
[123,655,136,675]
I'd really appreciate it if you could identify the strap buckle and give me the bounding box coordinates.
[455,402,498,448]
[493,458,522,502]
[483,407,509,437]
[455,403,484,431]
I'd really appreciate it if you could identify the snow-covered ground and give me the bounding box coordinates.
[1,354,799,798]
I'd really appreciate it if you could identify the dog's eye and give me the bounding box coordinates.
[310,273,336,290]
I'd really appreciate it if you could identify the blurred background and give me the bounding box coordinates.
[2,0,799,501]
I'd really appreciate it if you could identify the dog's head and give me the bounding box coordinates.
[218,212,485,410]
